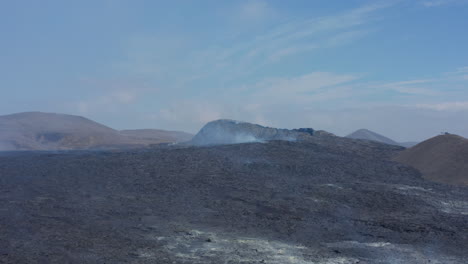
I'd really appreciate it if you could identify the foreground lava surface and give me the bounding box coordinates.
[0,138,467,263]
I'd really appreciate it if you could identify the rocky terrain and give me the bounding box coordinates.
[395,134,468,186]
[0,112,191,151]
[346,129,418,148]
[190,119,331,146]
[0,123,467,263]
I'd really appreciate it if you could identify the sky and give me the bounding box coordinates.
[1,0,468,142]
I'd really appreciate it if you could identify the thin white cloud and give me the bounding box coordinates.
[375,79,440,95]
[151,101,272,133]
[381,79,435,85]
[422,0,459,7]
[266,44,318,62]
[417,101,468,111]
[118,2,393,88]
[68,76,157,115]
[73,90,138,115]
[150,72,361,131]
[73,2,468,139]
[249,72,359,105]
[112,91,137,104]
[327,29,374,47]
[238,0,275,21]
[370,68,468,96]
[451,66,468,74]
[145,64,468,133]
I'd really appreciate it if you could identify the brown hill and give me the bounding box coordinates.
[394,134,468,186]
[0,112,191,151]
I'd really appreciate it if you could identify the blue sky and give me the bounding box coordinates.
[1,0,468,141]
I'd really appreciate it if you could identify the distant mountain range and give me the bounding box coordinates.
[395,134,468,186]
[346,129,418,148]
[0,112,193,151]
[1,113,422,151]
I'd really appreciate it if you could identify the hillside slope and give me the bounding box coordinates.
[0,112,120,150]
[394,134,468,186]
[346,129,398,145]
[0,112,189,151]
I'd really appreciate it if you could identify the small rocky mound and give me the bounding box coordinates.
[190,119,318,146]
[394,134,468,186]
[346,129,398,145]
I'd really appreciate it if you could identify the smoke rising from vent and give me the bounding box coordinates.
[189,119,313,146]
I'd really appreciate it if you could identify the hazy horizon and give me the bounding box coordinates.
[1,0,468,142]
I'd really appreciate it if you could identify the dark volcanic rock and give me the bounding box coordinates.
[292,128,315,135]
[190,119,318,146]
[0,137,466,263]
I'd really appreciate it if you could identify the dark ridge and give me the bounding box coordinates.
[190,119,321,146]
